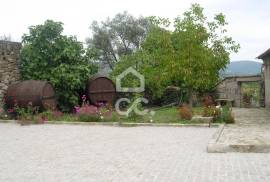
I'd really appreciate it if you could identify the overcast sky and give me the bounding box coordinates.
[1,0,269,61]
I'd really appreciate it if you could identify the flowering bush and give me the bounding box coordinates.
[74,95,113,122]
[203,106,221,120]
[11,101,39,121]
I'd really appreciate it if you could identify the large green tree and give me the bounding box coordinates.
[87,11,151,70]
[20,20,98,111]
[171,4,240,105]
[112,4,240,106]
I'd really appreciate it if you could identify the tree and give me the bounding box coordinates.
[20,20,98,111]
[112,19,175,101]
[0,34,12,41]
[87,11,151,70]
[171,4,240,106]
[112,4,240,106]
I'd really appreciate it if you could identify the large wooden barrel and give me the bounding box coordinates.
[87,75,116,105]
[6,80,57,110]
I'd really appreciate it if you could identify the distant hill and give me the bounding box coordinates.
[221,61,262,77]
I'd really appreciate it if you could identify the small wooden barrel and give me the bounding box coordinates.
[6,80,57,110]
[87,75,116,105]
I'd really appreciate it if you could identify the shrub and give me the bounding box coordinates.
[203,106,221,121]
[20,20,98,111]
[220,105,235,124]
[75,104,101,122]
[14,102,39,121]
[74,95,107,122]
[202,95,215,107]
[179,104,192,120]
[36,110,64,122]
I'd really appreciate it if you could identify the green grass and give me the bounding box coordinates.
[192,107,204,116]
[24,106,206,124]
[117,106,205,124]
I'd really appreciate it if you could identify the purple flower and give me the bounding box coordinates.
[74,106,80,114]
[82,95,87,102]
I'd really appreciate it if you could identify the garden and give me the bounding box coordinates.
[0,4,237,125]
[0,94,235,125]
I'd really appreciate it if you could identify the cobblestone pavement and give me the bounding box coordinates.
[220,108,270,146]
[218,124,270,146]
[1,123,270,182]
[209,108,270,153]
[233,108,270,125]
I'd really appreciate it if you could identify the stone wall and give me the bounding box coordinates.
[0,41,21,107]
[263,57,270,107]
[216,77,240,107]
[216,75,263,107]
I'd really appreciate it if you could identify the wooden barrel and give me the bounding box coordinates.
[6,80,57,110]
[87,75,116,105]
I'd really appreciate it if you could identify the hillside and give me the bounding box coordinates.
[221,60,262,77]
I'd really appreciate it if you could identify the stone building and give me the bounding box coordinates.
[216,75,263,107]
[258,48,270,108]
[0,41,21,106]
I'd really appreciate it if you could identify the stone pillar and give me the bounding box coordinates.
[0,41,21,110]
[264,58,270,108]
[235,82,242,107]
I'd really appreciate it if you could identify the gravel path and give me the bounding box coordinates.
[1,123,270,182]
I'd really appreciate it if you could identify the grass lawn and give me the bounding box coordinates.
[1,106,207,124]
[119,106,204,124]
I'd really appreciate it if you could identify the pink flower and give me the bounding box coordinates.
[74,106,80,114]
[82,95,87,102]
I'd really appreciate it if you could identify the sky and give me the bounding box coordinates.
[1,0,269,62]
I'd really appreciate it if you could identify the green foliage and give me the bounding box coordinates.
[172,4,239,93]
[14,103,39,121]
[112,4,240,104]
[87,11,151,70]
[78,114,101,122]
[20,20,98,111]
[241,82,260,107]
[212,105,235,123]
[219,105,235,123]
[203,106,221,121]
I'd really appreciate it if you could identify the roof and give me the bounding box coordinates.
[222,74,262,80]
[88,74,112,83]
[216,74,262,87]
[0,40,21,45]
[257,48,270,59]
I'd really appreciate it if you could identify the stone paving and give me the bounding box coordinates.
[233,108,270,125]
[208,108,270,153]
[1,123,270,181]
